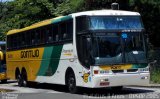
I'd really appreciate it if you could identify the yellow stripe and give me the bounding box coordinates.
[63,53,72,56]
[7,16,63,35]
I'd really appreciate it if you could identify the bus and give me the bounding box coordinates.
[6,10,149,93]
[0,41,7,83]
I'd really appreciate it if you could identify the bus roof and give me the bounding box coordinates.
[71,10,140,17]
[7,16,72,35]
[7,10,140,35]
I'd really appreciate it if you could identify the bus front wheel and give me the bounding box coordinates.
[66,73,78,94]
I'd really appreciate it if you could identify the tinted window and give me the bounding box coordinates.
[76,16,88,33]
[60,22,67,41]
[7,18,73,50]
[46,26,53,43]
[52,24,59,42]
[89,16,144,30]
[66,20,73,40]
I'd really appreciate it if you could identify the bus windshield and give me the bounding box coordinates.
[91,33,122,65]
[89,32,147,65]
[124,32,147,63]
[76,16,147,66]
[89,16,144,30]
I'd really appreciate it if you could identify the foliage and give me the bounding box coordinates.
[0,0,160,48]
[150,68,160,84]
[129,0,160,47]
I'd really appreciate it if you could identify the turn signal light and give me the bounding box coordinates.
[94,70,99,74]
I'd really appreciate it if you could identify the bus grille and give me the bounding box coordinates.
[127,69,138,72]
[112,70,124,73]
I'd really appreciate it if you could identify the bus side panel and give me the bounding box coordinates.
[6,48,44,81]
[35,44,71,84]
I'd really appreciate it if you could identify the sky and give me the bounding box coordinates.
[1,0,13,2]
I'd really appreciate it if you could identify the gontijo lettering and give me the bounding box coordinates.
[21,49,39,58]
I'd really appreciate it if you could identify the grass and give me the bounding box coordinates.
[0,89,14,93]
[150,69,160,84]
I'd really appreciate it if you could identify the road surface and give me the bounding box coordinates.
[0,81,160,99]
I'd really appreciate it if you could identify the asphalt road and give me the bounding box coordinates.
[0,81,160,99]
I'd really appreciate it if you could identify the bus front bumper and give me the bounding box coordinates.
[92,73,150,88]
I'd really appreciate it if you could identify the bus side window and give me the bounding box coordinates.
[26,31,31,46]
[7,36,10,50]
[40,28,46,44]
[63,33,67,39]
[46,26,53,43]
[31,30,35,45]
[60,22,67,41]
[66,19,73,40]
[52,24,59,42]
[16,34,20,48]
[35,30,40,45]
[10,35,13,49]
[7,35,13,50]
[56,35,59,41]
[20,33,25,48]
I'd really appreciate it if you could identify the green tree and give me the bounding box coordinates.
[129,0,160,47]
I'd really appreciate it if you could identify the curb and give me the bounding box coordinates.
[130,84,160,88]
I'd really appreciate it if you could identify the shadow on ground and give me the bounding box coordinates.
[20,82,155,96]
[0,80,17,84]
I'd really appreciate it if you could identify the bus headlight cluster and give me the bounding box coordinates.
[100,78,109,82]
[94,70,109,74]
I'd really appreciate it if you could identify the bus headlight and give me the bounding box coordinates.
[100,78,109,82]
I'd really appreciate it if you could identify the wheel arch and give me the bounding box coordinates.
[21,67,27,80]
[65,67,75,85]
[15,67,20,79]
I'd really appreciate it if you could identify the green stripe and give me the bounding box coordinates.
[132,63,148,68]
[45,45,63,76]
[37,45,63,76]
[37,47,53,76]
[51,15,72,24]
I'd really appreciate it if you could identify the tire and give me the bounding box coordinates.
[21,70,28,87]
[17,73,27,87]
[1,79,7,83]
[66,73,78,94]
[17,74,23,87]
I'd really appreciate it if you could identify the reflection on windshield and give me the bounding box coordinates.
[92,34,122,65]
[124,33,147,63]
[90,16,144,30]
[125,33,144,52]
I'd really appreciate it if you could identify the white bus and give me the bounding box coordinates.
[6,10,149,93]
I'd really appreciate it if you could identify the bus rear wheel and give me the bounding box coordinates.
[17,74,23,87]
[17,73,27,87]
[66,73,78,94]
